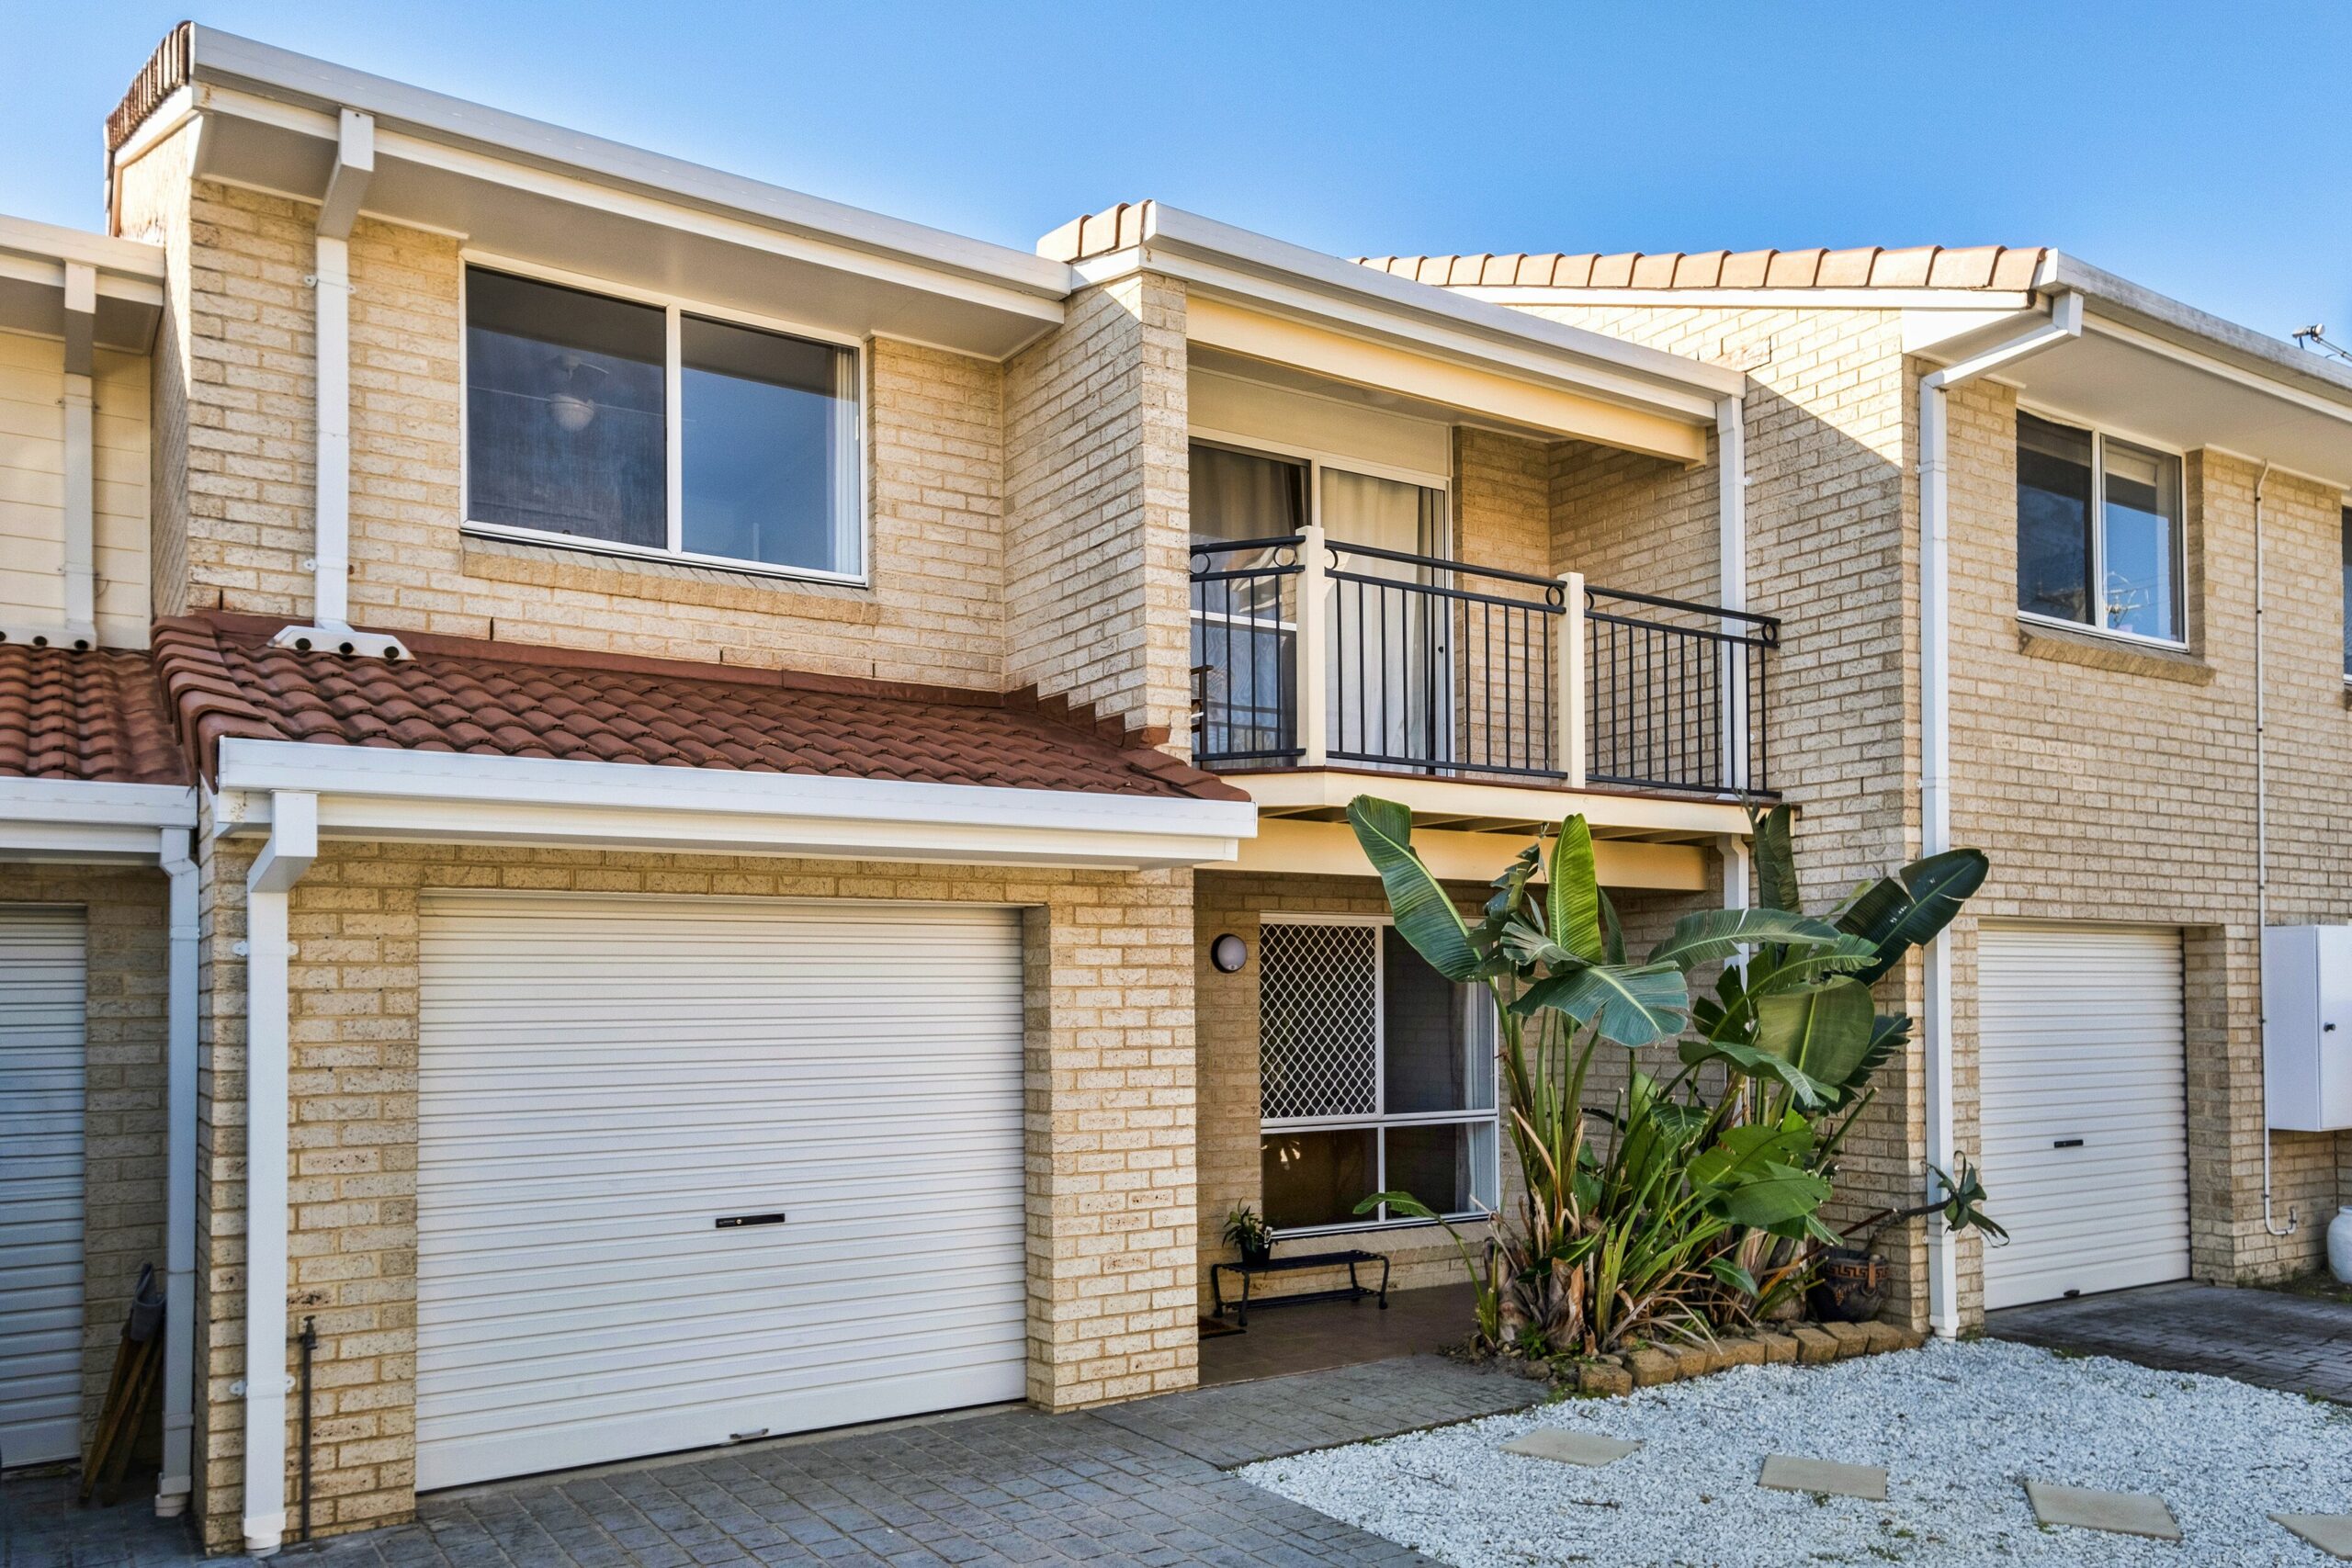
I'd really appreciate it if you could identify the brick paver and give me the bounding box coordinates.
[1988,1281,2352,1404]
[6,1355,1529,1566]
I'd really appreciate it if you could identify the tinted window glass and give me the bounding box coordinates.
[2017,412,2093,624]
[2100,439,2181,641]
[465,268,666,547]
[681,315,859,574]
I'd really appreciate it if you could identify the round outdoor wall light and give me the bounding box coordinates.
[1210,933,1249,974]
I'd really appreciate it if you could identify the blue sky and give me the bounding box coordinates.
[6,3,2348,342]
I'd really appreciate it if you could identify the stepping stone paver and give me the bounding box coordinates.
[1757,1453,1887,1500]
[1501,1428,1644,1467]
[2275,1514,2352,1560]
[2024,1480,2181,1540]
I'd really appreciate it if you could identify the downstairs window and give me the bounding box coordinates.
[1257,917,1498,1232]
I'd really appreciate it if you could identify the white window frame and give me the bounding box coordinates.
[458,252,872,588]
[2015,402,2188,650]
[1258,912,1499,1236]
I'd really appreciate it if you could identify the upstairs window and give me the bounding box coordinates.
[2016,411,2183,644]
[465,266,864,581]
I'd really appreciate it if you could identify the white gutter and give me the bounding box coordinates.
[0,779,198,859]
[154,826,198,1517]
[1916,289,2082,1337]
[60,262,96,648]
[239,790,316,1557]
[211,739,1256,869]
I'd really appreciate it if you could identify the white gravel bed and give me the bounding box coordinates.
[1240,1339,2352,1566]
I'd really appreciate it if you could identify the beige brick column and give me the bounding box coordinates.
[1022,871,1200,1408]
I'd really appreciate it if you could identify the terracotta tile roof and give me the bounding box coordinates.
[1354,244,2049,294]
[0,642,187,784]
[150,615,1245,802]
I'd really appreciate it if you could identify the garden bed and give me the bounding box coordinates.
[1508,1317,1929,1396]
[1242,1338,2352,1566]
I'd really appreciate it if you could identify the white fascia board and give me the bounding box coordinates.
[1078,206,1740,411]
[1458,285,2037,312]
[181,28,1072,304]
[0,213,168,280]
[0,778,198,828]
[212,740,1255,869]
[2040,251,2352,415]
[0,780,195,863]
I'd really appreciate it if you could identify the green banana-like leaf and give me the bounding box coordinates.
[1838,849,1990,983]
[1599,886,1627,964]
[1476,841,1544,950]
[1546,816,1605,964]
[1750,803,1801,912]
[1511,961,1688,1049]
[1741,934,1883,990]
[1346,795,1481,982]
[1645,907,1850,972]
[1679,1035,1836,1109]
[1708,1257,1760,1297]
[1706,1164,1833,1229]
[1833,1011,1915,1104]
[1755,977,1877,1091]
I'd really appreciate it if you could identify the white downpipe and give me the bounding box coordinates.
[241,792,316,1557]
[61,261,97,647]
[2252,461,2299,1240]
[311,230,352,629]
[1716,393,1748,793]
[1917,292,2082,1338]
[155,828,199,1517]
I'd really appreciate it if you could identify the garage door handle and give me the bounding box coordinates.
[2052,1138,2084,1149]
[715,1212,786,1229]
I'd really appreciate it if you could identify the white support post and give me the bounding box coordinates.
[155,828,199,1518]
[242,792,316,1558]
[1297,522,1329,768]
[61,262,97,648]
[1715,393,1747,795]
[1557,570,1586,789]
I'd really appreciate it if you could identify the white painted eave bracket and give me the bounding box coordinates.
[212,739,1255,870]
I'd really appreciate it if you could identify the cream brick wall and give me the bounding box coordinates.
[187,839,1195,1551]
[1940,389,2352,1305]
[0,867,170,1461]
[1003,275,1193,747]
[112,159,1012,684]
[1523,302,1929,1321]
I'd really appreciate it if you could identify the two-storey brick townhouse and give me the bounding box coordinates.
[0,22,2346,1555]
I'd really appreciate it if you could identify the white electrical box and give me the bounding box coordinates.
[2265,925,2352,1132]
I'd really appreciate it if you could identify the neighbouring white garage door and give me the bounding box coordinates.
[0,907,87,1468]
[415,894,1027,1490]
[1978,923,2188,1311]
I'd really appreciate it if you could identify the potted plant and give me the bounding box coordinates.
[1223,1204,1273,1267]
[1808,1157,2007,1322]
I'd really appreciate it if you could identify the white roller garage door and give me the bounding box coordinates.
[0,907,87,1468]
[415,894,1027,1490]
[1978,923,2188,1311]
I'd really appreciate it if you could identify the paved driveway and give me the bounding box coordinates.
[1987,1280,2352,1404]
[6,1355,1540,1567]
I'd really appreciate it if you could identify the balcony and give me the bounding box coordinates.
[1191,528,1777,880]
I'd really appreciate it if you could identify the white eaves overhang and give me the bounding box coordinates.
[1067,204,1743,465]
[0,777,198,863]
[209,739,1257,871]
[0,214,164,352]
[1906,254,2352,490]
[114,27,1074,359]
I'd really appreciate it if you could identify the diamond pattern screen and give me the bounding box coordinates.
[1259,921,1378,1120]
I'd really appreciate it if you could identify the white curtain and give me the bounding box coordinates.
[1321,468,1449,765]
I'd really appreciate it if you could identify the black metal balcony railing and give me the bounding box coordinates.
[1189,533,1779,797]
